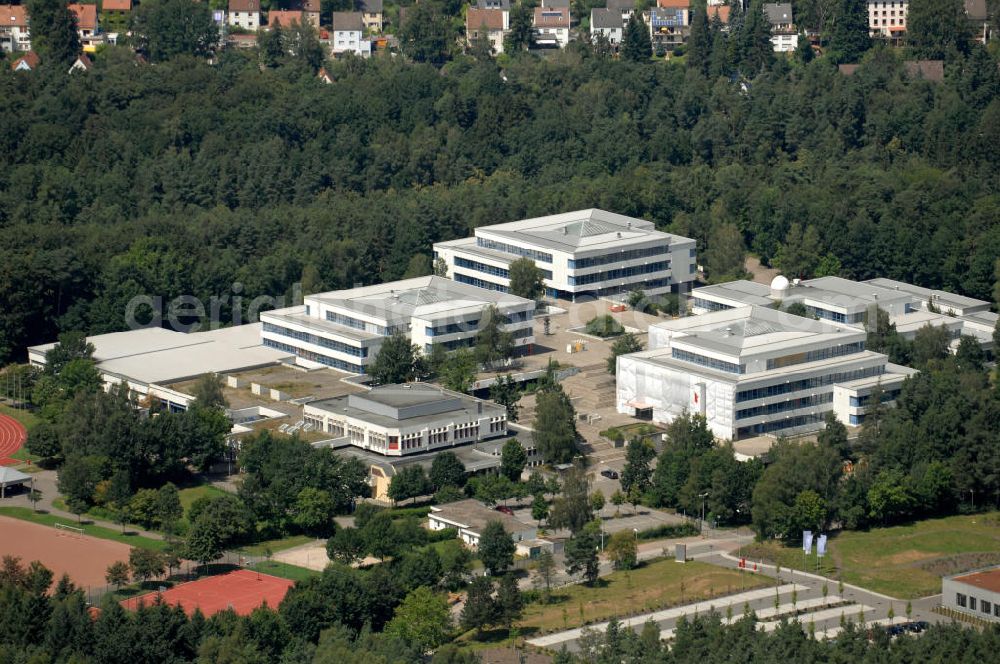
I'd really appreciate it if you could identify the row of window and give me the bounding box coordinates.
[736,413,826,438]
[263,322,368,357]
[568,261,670,287]
[736,393,833,421]
[848,389,901,408]
[804,306,864,324]
[673,348,744,374]
[568,244,671,270]
[956,593,1000,617]
[476,237,553,264]
[263,339,365,373]
[592,277,671,297]
[693,297,734,312]
[426,320,480,337]
[735,366,885,403]
[765,342,866,371]
[454,272,509,293]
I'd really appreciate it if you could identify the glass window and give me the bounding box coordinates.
[570,245,671,269]
[476,237,552,263]
[957,593,967,607]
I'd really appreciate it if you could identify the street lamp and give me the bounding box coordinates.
[699,492,709,536]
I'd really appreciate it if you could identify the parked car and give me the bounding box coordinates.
[600,469,619,480]
[494,505,514,515]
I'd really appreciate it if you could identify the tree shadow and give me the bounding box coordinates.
[196,563,240,577]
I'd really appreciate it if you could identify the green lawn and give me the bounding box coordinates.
[0,506,168,551]
[252,560,319,582]
[238,535,313,556]
[0,404,39,431]
[178,484,230,521]
[518,558,769,634]
[743,512,1000,599]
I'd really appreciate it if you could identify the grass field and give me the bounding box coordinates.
[252,560,319,582]
[178,484,230,519]
[743,512,1000,599]
[518,558,769,634]
[0,506,168,551]
[0,404,39,430]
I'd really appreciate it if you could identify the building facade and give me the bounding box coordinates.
[763,3,798,52]
[942,567,1000,623]
[868,0,908,39]
[331,11,369,56]
[648,4,690,52]
[304,383,509,457]
[0,5,30,52]
[433,209,697,301]
[616,305,911,439]
[429,499,538,549]
[533,6,570,48]
[228,0,261,31]
[260,276,535,374]
[466,8,508,54]
[590,8,624,46]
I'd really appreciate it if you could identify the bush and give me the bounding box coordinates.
[635,523,699,541]
[584,315,625,338]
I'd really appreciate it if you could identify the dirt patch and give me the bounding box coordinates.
[0,515,132,589]
[887,550,937,565]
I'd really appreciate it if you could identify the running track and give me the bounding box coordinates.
[0,414,27,466]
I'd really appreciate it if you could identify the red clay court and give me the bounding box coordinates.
[0,413,27,466]
[121,569,294,616]
[0,515,132,589]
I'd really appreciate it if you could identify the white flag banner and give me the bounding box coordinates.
[803,530,813,554]
[817,534,828,558]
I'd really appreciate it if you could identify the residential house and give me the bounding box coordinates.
[606,0,635,22]
[466,8,508,54]
[68,53,92,73]
[429,499,538,551]
[0,4,30,53]
[101,0,132,34]
[533,6,570,48]
[101,0,132,14]
[648,1,690,53]
[706,4,730,25]
[590,8,624,47]
[10,49,38,71]
[331,11,369,56]
[68,3,100,51]
[356,0,383,32]
[228,0,261,31]
[762,2,798,52]
[477,0,511,10]
[965,0,991,44]
[268,10,305,29]
[302,0,321,29]
[867,0,908,42]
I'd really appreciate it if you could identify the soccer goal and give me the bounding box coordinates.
[55,523,85,537]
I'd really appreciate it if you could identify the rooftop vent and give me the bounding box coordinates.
[626,221,632,230]
[617,232,622,239]
[562,226,568,235]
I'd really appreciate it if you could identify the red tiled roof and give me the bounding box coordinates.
[102,0,132,11]
[268,9,304,27]
[533,6,569,28]
[707,5,730,23]
[466,8,504,31]
[228,0,260,12]
[0,4,28,27]
[68,3,97,31]
[657,0,689,7]
[954,568,1000,594]
[11,50,40,70]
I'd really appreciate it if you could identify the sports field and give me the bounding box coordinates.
[0,413,27,466]
[0,514,131,588]
[120,569,294,616]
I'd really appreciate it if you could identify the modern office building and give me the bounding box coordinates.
[942,566,1000,623]
[690,275,995,356]
[260,276,535,374]
[616,305,912,439]
[303,383,509,457]
[433,209,697,301]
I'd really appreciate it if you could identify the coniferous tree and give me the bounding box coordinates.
[828,0,872,63]
[907,0,971,59]
[621,13,652,62]
[505,2,535,53]
[687,0,714,76]
[25,0,81,65]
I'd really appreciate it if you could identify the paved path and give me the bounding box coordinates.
[0,413,27,466]
[528,547,945,652]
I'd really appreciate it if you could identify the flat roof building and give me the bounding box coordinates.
[260,276,535,374]
[429,498,537,549]
[617,305,911,439]
[943,566,1000,622]
[433,209,697,301]
[303,383,509,457]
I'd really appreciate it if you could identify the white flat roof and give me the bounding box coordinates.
[473,208,694,254]
[692,280,774,307]
[30,324,291,386]
[865,278,989,311]
[307,275,532,322]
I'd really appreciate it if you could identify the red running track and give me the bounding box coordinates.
[0,413,27,466]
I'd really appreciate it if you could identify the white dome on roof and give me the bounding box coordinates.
[770,275,790,297]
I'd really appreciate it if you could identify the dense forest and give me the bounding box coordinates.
[1,25,999,361]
